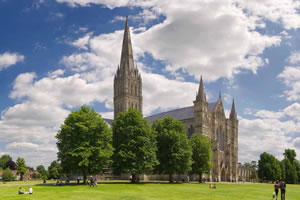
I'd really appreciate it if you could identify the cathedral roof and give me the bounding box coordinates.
[106,102,218,125]
[145,102,218,124]
[145,106,194,124]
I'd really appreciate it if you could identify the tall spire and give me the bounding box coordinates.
[230,99,237,119]
[196,76,206,101]
[120,16,135,72]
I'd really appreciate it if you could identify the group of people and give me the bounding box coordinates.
[274,180,286,200]
[18,187,33,195]
[209,184,217,189]
[88,176,98,187]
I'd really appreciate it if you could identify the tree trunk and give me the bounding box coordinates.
[169,174,173,183]
[199,173,203,183]
[83,174,87,184]
[131,174,140,183]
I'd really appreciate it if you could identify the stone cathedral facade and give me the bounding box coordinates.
[113,17,239,182]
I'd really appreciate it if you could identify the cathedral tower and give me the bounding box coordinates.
[114,17,143,118]
[193,76,210,137]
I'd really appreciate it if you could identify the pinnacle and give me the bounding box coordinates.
[120,16,134,72]
[196,76,206,101]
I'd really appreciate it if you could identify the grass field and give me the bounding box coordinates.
[0,180,300,200]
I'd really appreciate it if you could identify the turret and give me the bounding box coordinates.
[230,99,237,120]
[196,76,206,102]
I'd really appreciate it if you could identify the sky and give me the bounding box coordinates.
[0,0,300,168]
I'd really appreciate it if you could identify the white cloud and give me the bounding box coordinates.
[72,32,93,50]
[239,105,300,162]
[278,51,300,101]
[6,142,39,151]
[0,71,114,167]
[132,0,281,81]
[288,51,300,64]
[294,137,300,149]
[239,116,300,162]
[284,103,300,121]
[254,110,285,120]
[237,0,300,29]
[0,52,24,71]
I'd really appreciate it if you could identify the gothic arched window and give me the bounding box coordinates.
[217,127,225,151]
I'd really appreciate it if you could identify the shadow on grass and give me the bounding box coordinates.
[35,181,186,187]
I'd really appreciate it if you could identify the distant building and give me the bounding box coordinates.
[109,17,239,182]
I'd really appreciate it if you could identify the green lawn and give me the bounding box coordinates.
[0,180,299,200]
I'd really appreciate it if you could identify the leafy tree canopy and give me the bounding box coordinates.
[152,117,192,183]
[284,149,296,163]
[48,161,62,179]
[189,134,212,183]
[2,168,15,181]
[16,157,27,181]
[258,152,281,182]
[56,105,113,182]
[0,155,12,169]
[112,109,158,183]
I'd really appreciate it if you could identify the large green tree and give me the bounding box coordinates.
[37,165,48,180]
[282,149,298,183]
[2,168,15,182]
[258,152,281,182]
[16,157,27,181]
[56,106,113,183]
[152,117,192,183]
[284,149,296,163]
[0,155,12,169]
[112,109,158,183]
[48,161,62,179]
[282,158,297,183]
[189,134,212,183]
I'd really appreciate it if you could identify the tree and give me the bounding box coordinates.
[153,117,192,183]
[4,160,16,170]
[112,109,158,183]
[48,161,62,179]
[2,168,15,182]
[284,149,296,163]
[282,149,298,184]
[258,152,281,182]
[282,158,297,184]
[56,105,113,183]
[243,162,258,182]
[37,165,48,180]
[16,157,27,181]
[0,155,12,169]
[189,134,212,183]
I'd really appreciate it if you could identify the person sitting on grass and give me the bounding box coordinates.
[29,187,33,195]
[18,187,24,195]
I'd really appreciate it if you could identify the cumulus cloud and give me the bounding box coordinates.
[237,0,300,30]
[288,51,300,64]
[294,137,300,149]
[0,52,24,71]
[6,142,39,151]
[72,32,93,50]
[278,51,300,101]
[239,114,300,162]
[0,71,114,167]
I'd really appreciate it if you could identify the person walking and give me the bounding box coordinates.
[280,181,286,200]
[274,180,280,200]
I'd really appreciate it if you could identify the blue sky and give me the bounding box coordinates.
[1,0,300,167]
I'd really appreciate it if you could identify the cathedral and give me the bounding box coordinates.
[112,17,239,182]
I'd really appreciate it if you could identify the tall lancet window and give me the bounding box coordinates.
[217,127,225,151]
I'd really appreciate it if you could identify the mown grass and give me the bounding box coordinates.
[0,180,299,200]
